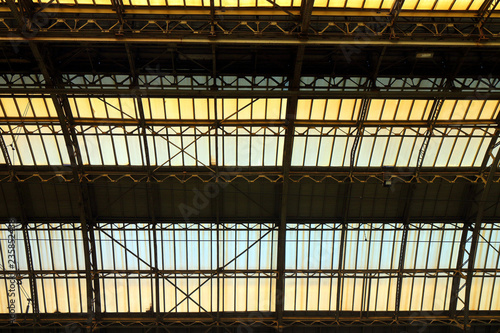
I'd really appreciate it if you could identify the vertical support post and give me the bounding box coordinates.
[394,184,415,319]
[388,0,404,37]
[125,43,162,328]
[0,134,39,324]
[276,44,305,331]
[300,0,315,35]
[22,36,102,330]
[349,98,371,178]
[335,183,350,320]
[415,99,443,174]
[462,149,500,331]
[449,134,500,330]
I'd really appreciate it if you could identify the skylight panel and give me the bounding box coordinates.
[401,0,485,10]
[356,136,375,166]
[314,0,394,8]
[215,126,284,167]
[0,97,55,118]
[439,99,500,120]
[140,98,286,121]
[1,223,500,315]
[297,99,439,122]
[70,98,138,119]
[0,123,67,166]
[434,0,454,8]
[471,277,500,310]
[471,225,500,310]
[298,99,361,120]
[30,0,488,9]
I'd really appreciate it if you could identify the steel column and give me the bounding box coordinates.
[462,148,500,331]
[394,185,415,319]
[5,19,103,329]
[276,36,307,330]
[449,133,500,330]
[0,134,40,323]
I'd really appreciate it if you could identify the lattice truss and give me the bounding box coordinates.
[0,0,499,39]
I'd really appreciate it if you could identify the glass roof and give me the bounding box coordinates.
[19,0,301,7]
[283,223,477,312]
[292,126,493,168]
[1,222,499,314]
[296,99,500,121]
[1,96,497,169]
[4,0,490,9]
[400,0,484,10]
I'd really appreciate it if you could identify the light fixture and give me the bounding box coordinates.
[382,166,392,187]
[416,52,434,59]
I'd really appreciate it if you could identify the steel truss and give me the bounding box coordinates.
[0,80,500,97]
[1,168,499,184]
[0,74,499,95]
[0,312,499,329]
[0,6,500,42]
[2,268,500,279]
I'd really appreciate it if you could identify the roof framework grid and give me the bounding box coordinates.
[1,0,500,330]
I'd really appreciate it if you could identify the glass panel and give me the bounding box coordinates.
[1,222,499,315]
[405,223,462,270]
[285,224,341,270]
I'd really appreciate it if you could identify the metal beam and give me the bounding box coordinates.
[416,51,470,177]
[33,47,102,332]
[276,44,305,331]
[462,147,500,331]
[415,98,444,174]
[0,134,40,322]
[348,50,386,177]
[4,266,500,277]
[477,0,500,37]
[300,0,315,34]
[3,2,104,324]
[449,132,500,329]
[125,42,162,326]
[1,8,500,41]
[0,5,499,17]
[0,311,499,329]
[449,212,474,320]
[0,117,498,127]
[4,35,500,45]
[480,111,500,172]
[394,184,415,319]
[2,1,45,323]
[336,183,351,319]
[450,109,500,320]
[388,0,405,36]
[110,0,125,30]
[2,88,499,99]
[2,2,500,43]
[1,168,497,186]
[349,98,371,178]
